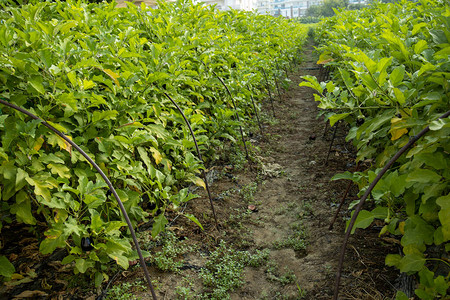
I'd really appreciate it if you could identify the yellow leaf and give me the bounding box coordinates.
[11,273,24,280]
[389,117,408,141]
[150,147,162,164]
[101,69,120,87]
[25,177,52,203]
[193,177,206,190]
[83,79,95,90]
[47,121,67,133]
[33,136,45,151]
[317,52,334,64]
[47,163,71,179]
[59,135,73,154]
[54,209,68,223]
[99,162,108,175]
[398,221,405,235]
[162,158,172,171]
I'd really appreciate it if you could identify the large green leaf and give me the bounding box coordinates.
[0,256,15,278]
[436,194,450,241]
[347,210,374,234]
[406,169,442,184]
[152,214,168,238]
[399,253,425,273]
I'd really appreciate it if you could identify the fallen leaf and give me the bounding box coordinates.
[13,290,48,298]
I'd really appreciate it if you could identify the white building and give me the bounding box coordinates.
[270,0,322,17]
[196,0,256,10]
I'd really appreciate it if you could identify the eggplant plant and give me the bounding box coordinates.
[304,0,450,298]
[0,0,308,288]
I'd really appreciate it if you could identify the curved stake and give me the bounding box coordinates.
[329,161,360,230]
[325,120,339,165]
[163,93,219,229]
[247,85,264,137]
[0,99,158,300]
[272,65,283,102]
[212,72,249,159]
[333,110,450,300]
[261,67,276,117]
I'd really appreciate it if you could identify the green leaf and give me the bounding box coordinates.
[61,255,76,265]
[105,221,126,235]
[90,212,104,233]
[82,79,96,90]
[47,163,71,179]
[412,23,427,36]
[10,191,36,225]
[390,66,405,87]
[395,291,408,300]
[94,272,104,287]
[429,119,448,131]
[399,253,425,273]
[29,76,45,94]
[436,194,450,240]
[0,256,15,278]
[40,229,66,254]
[328,113,351,127]
[385,254,401,267]
[401,216,435,248]
[75,258,94,273]
[299,75,323,94]
[183,213,203,230]
[67,71,78,87]
[151,214,168,238]
[347,210,374,234]
[107,252,129,270]
[26,177,52,203]
[92,110,118,123]
[406,169,441,184]
[15,168,29,192]
[371,206,388,219]
[331,171,358,181]
[393,88,405,104]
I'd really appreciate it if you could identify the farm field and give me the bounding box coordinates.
[0,0,449,299]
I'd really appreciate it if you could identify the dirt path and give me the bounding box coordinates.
[109,40,398,300]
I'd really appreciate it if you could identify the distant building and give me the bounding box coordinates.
[195,0,256,10]
[120,0,364,18]
[270,0,322,17]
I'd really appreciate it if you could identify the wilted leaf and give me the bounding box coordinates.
[101,69,120,87]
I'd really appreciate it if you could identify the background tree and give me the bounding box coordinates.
[306,0,349,17]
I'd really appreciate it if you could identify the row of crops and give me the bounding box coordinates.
[0,0,308,286]
[305,0,449,298]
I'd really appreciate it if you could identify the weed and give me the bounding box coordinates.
[273,222,307,251]
[298,200,313,217]
[151,231,194,272]
[175,277,195,300]
[199,241,246,300]
[240,182,258,202]
[273,236,307,251]
[105,280,146,300]
[228,146,247,171]
[266,261,297,285]
[242,249,270,267]
[296,283,307,298]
